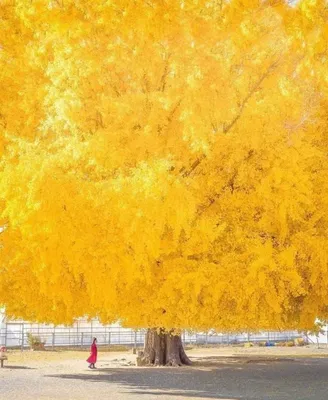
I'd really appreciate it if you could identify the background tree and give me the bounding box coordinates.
[1,0,328,365]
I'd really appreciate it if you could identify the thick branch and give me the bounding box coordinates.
[179,59,280,179]
[158,56,171,92]
[223,60,279,134]
[181,154,206,178]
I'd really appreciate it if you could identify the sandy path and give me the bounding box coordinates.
[1,346,328,400]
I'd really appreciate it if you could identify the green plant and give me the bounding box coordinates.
[27,332,45,349]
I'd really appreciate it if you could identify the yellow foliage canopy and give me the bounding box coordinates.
[1,0,328,331]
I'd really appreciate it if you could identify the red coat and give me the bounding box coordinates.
[86,343,97,363]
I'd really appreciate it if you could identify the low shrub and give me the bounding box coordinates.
[27,333,45,350]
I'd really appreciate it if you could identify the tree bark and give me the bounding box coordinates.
[140,328,192,366]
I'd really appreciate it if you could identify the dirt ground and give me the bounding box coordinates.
[2,345,328,400]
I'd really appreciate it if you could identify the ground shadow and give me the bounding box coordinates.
[48,367,241,399]
[3,365,36,370]
[191,355,295,366]
[46,357,328,399]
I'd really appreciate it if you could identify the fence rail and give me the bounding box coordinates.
[0,321,302,350]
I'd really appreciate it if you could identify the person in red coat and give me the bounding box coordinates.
[86,337,97,369]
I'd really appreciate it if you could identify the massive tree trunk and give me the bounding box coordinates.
[139,328,192,366]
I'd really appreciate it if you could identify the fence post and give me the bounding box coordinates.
[81,332,84,348]
[21,324,24,351]
[108,332,111,346]
[76,320,79,345]
[4,323,7,347]
[52,332,55,350]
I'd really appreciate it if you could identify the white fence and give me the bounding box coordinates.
[0,319,302,350]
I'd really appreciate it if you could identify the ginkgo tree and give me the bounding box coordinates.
[1,0,328,365]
